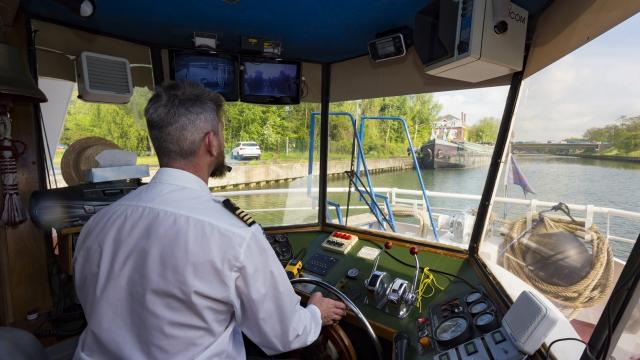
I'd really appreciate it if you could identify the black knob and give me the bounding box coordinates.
[494,20,509,34]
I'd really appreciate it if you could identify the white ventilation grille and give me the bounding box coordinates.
[502,291,560,355]
[77,52,133,103]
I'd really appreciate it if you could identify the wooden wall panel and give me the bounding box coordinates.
[0,12,52,326]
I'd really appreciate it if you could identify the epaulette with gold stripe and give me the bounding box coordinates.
[222,199,256,227]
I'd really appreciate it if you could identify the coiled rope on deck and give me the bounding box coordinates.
[503,213,615,316]
[382,206,431,238]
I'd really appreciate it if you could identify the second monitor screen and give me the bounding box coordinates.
[242,61,300,99]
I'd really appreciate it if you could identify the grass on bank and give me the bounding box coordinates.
[601,148,640,157]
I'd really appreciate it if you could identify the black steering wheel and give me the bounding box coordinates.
[290,277,383,360]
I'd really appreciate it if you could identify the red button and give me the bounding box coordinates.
[417,317,427,325]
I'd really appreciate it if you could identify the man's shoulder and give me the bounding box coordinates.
[115,186,258,233]
[218,198,257,227]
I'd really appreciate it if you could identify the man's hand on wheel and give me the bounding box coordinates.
[308,292,347,326]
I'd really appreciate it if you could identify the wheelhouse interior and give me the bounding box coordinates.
[1,0,639,359]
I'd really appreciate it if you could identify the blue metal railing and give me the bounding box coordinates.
[307,112,396,230]
[327,200,344,225]
[358,115,440,242]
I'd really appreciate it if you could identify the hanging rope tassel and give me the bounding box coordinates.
[0,110,28,226]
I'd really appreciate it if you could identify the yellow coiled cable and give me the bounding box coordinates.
[416,267,445,312]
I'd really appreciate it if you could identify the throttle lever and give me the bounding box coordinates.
[409,246,420,295]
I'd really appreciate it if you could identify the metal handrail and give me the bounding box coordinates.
[308,112,391,229]
[215,187,640,246]
[359,115,439,241]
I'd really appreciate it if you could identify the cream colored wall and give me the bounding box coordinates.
[33,20,154,89]
[330,48,512,102]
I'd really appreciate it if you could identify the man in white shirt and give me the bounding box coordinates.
[73,81,346,359]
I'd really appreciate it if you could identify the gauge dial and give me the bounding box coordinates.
[469,300,489,315]
[474,312,494,326]
[435,317,469,342]
[474,311,499,333]
[465,291,482,304]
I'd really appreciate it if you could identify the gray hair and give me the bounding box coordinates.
[144,81,225,164]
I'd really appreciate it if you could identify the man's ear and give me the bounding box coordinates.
[204,131,221,158]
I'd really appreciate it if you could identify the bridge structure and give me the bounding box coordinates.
[511,142,606,155]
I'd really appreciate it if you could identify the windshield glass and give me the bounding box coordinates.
[326,88,508,249]
[479,13,640,352]
[44,86,321,227]
[217,102,321,226]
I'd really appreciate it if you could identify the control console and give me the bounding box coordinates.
[364,241,421,319]
[429,291,505,358]
[429,291,556,359]
[321,231,359,254]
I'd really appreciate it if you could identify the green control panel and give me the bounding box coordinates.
[285,231,486,359]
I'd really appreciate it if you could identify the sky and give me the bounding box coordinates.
[431,12,640,142]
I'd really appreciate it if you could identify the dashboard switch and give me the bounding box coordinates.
[419,336,430,348]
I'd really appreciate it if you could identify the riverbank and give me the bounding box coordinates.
[560,154,640,163]
[203,157,414,189]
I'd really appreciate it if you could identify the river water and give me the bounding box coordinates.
[225,155,640,260]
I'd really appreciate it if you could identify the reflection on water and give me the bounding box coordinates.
[218,155,639,260]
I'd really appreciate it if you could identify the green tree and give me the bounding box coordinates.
[60,88,152,155]
[583,116,640,154]
[467,117,499,144]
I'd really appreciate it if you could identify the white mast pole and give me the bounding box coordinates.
[503,142,512,219]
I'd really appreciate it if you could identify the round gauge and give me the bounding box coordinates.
[469,300,489,315]
[474,311,499,333]
[435,316,470,347]
[465,291,483,304]
[474,312,494,326]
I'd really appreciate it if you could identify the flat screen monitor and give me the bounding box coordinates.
[240,58,301,104]
[171,51,239,101]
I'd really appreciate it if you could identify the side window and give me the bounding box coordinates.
[46,86,155,188]
[479,12,640,352]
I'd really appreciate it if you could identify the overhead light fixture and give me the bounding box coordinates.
[79,0,95,17]
[55,0,95,18]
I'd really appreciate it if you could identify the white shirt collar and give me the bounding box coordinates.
[150,167,210,194]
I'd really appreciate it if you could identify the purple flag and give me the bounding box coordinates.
[508,156,536,196]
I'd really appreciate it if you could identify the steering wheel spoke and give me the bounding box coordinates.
[290,277,383,360]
